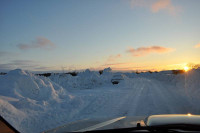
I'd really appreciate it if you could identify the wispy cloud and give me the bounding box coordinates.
[0,51,19,61]
[130,0,181,15]
[151,0,179,15]
[194,43,200,48]
[34,66,54,70]
[11,60,39,66]
[0,51,18,57]
[0,60,52,72]
[110,66,145,71]
[187,63,200,69]
[127,46,174,57]
[17,37,55,50]
[0,51,10,57]
[107,54,121,62]
[102,64,150,71]
[102,62,130,67]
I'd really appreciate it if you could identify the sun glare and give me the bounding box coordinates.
[184,66,189,72]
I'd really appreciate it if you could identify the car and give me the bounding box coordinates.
[111,74,125,84]
[41,114,200,133]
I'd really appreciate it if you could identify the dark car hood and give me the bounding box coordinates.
[43,116,145,133]
[43,114,200,133]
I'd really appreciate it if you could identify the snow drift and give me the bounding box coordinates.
[0,69,74,132]
[0,69,67,101]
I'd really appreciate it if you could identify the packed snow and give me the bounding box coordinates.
[0,68,200,133]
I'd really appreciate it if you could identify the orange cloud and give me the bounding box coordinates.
[194,43,200,48]
[130,0,180,15]
[17,37,55,50]
[107,54,121,62]
[151,0,179,15]
[127,46,174,57]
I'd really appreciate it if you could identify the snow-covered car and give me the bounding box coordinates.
[111,74,124,84]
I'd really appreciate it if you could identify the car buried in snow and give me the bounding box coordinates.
[111,74,125,84]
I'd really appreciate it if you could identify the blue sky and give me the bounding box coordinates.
[0,0,200,72]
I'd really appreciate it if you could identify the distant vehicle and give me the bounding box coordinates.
[111,74,124,84]
[42,114,200,133]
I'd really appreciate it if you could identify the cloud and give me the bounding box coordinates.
[0,51,18,57]
[0,60,39,70]
[194,43,200,48]
[0,51,19,61]
[130,0,181,15]
[11,60,39,66]
[102,64,149,71]
[17,37,55,50]
[101,62,140,71]
[107,54,121,62]
[187,63,200,69]
[126,46,174,57]
[34,66,53,70]
[151,0,179,15]
[0,51,10,57]
[0,60,52,72]
[102,62,129,67]
[111,66,144,71]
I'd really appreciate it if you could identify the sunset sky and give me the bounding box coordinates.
[0,0,200,72]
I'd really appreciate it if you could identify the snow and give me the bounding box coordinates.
[0,68,200,133]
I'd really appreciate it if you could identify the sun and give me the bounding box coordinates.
[184,66,189,72]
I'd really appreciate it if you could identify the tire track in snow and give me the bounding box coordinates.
[63,77,197,123]
[131,78,193,115]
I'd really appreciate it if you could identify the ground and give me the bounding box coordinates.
[0,69,200,133]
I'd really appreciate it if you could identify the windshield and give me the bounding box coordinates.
[0,0,200,133]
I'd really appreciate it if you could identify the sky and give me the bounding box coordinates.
[0,0,200,72]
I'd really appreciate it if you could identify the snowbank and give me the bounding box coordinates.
[0,69,73,132]
[0,69,67,101]
[49,68,115,90]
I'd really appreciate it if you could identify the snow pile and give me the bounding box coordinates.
[77,69,103,89]
[0,69,66,101]
[49,68,115,90]
[49,73,79,89]
[0,69,74,133]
